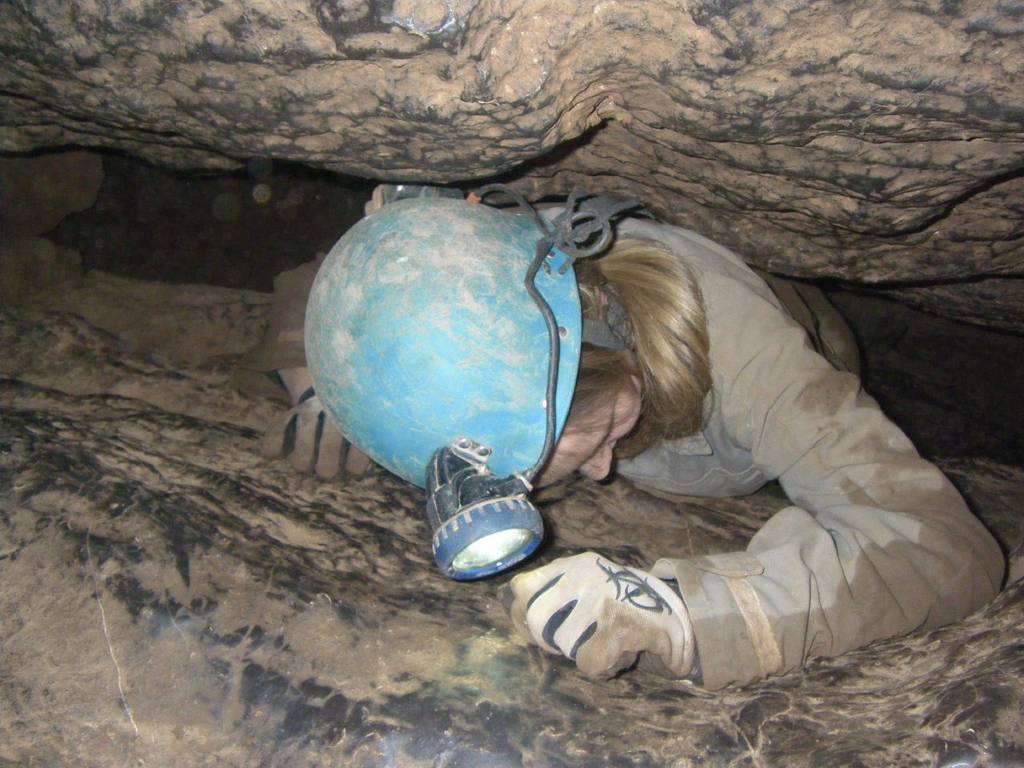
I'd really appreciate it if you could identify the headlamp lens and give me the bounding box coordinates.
[452,528,535,573]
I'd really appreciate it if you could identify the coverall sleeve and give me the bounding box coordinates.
[655,271,1005,690]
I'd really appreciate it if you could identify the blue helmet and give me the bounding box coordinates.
[304,197,583,488]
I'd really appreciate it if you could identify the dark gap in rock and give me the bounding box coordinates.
[46,150,375,292]
[828,289,1024,467]
[38,150,1024,467]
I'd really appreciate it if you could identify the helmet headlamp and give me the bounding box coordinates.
[306,186,642,580]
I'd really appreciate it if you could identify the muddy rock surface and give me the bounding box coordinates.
[1,2,1022,327]
[2,273,1023,767]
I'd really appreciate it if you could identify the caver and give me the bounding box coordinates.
[241,186,1005,688]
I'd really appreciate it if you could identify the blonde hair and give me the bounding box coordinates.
[568,236,711,456]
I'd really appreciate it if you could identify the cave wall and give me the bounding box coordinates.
[3,5,1024,762]
[1,0,1023,327]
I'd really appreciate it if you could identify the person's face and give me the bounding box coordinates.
[534,377,642,487]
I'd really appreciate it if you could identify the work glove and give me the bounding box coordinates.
[261,387,372,480]
[506,552,697,679]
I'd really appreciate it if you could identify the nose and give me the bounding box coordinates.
[580,444,614,481]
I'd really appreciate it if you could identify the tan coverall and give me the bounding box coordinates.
[613,217,1005,689]
[239,217,1005,690]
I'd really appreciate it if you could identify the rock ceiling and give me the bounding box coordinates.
[1,0,1022,328]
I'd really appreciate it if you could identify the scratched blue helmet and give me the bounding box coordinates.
[306,190,642,580]
[304,196,582,488]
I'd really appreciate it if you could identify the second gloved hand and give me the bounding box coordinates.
[506,552,696,679]
[262,388,372,480]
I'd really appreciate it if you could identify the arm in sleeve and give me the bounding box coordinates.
[656,272,1005,689]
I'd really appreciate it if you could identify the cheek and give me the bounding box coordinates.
[557,436,599,472]
[579,444,615,481]
[537,431,605,486]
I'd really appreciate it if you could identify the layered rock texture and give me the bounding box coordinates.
[2,0,1023,327]
[2,278,1023,767]
[2,5,1024,764]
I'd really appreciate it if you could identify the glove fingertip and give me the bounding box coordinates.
[315,453,342,480]
[568,621,598,661]
[261,413,295,458]
[540,599,577,652]
[344,445,373,476]
[289,415,317,472]
[578,648,638,680]
[315,425,344,480]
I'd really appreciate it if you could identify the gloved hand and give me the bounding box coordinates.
[506,552,697,679]
[261,388,372,480]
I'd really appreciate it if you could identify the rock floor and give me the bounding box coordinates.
[1,276,1022,767]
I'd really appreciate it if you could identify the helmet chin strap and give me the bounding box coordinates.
[474,184,645,480]
[425,186,645,580]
